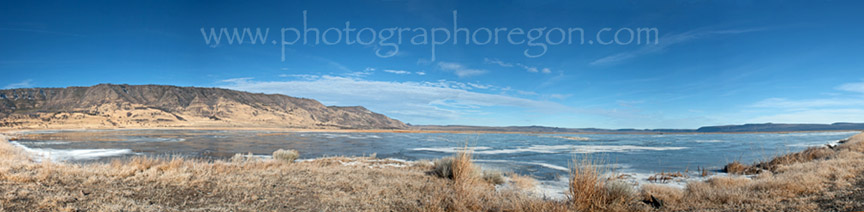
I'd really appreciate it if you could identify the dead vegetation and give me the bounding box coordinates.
[647,171,687,183]
[649,132,864,211]
[272,149,299,162]
[1,132,863,211]
[0,138,573,211]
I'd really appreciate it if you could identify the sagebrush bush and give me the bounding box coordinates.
[723,161,760,175]
[432,157,454,179]
[230,153,257,163]
[605,180,635,204]
[482,170,505,185]
[508,173,538,190]
[273,149,299,162]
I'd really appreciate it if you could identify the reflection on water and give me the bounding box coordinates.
[10,130,858,183]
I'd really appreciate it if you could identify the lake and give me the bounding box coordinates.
[8,129,859,197]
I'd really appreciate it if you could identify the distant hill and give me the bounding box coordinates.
[694,123,864,132]
[414,123,864,133]
[0,84,407,129]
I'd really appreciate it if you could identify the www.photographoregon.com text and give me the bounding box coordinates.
[201,11,660,61]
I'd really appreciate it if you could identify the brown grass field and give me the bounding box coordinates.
[1,132,863,211]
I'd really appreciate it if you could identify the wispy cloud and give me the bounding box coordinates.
[342,67,375,78]
[484,58,551,74]
[383,69,412,75]
[437,62,487,77]
[590,27,771,66]
[483,58,514,67]
[278,74,321,80]
[748,79,864,123]
[219,76,572,123]
[3,79,33,89]
[837,81,864,93]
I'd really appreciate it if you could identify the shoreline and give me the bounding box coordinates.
[3,128,856,192]
[2,126,860,135]
[1,128,863,210]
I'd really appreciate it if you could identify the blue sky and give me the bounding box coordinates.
[2,0,864,129]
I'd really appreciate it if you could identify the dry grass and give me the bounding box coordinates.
[567,155,637,212]
[2,132,863,211]
[431,157,455,179]
[754,146,835,171]
[272,149,299,162]
[423,148,570,212]
[508,173,539,191]
[722,161,762,175]
[647,171,687,183]
[0,137,571,211]
[641,132,864,211]
[482,170,505,185]
[568,156,608,211]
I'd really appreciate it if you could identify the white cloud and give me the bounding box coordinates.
[747,79,864,123]
[516,90,538,96]
[466,82,492,89]
[3,79,33,89]
[483,58,513,67]
[220,78,253,83]
[383,69,411,75]
[416,71,427,75]
[837,81,864,93]
[279,74,321,80]
[219,76,572,123]
[343,67,375,78]
[548,94,572,100]
[590,27,771,66]
[437,62,487,77]
[484,58,552,74]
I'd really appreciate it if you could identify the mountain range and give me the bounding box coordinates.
[0,84,406,129]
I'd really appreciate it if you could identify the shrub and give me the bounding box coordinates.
[723,161,761,175]
[754,147,834,171]
[272,149,299,162]
[431,157,455,179]
[431,150,482,183]
[482,170,505,185]
[508,173,538,190]
[230,153,257,163]
[640,184,684,208]
[605,180,634,204]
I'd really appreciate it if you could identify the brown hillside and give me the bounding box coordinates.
[0,84,406,129]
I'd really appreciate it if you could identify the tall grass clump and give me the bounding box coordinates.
[568,155,608,211]
[430,148,484,183]
[568,155,634,211]
[273,149,299,162]
[451,148,481,184]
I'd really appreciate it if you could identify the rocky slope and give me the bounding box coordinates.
[0,84,407,129]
